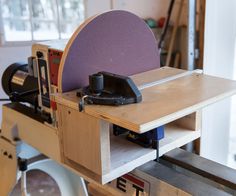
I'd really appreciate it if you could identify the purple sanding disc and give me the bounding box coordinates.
[59,10,160,93]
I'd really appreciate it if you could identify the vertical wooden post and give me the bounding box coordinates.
[196,0,206,69]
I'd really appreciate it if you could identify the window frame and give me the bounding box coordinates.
[0,0,86,47]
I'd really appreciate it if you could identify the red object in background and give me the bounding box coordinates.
[49,49,63,86]
[158,17,166,28]
[50,100,57,111]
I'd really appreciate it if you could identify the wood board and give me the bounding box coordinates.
[53,67,236,184]
[54,68,236,133]
[159,123,200,156]
[53,67,186,109]
[1,104,61,162]
[57,104,110,175]
[102,122,199,184]
[0,137,18,195]
[56,110,200,184]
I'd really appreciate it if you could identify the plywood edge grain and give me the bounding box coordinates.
[54,71,236,133]
[139,89,236,133]
[63,157,102,183]
[84,86,236,133]
[102,149,156,184]
[57,104,110,175]
[88,183,116,196]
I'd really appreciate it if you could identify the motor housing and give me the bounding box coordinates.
[2,62,39,106]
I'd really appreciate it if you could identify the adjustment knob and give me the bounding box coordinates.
[89,73,104,95]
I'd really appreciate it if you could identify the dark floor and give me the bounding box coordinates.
[10,169,61,196]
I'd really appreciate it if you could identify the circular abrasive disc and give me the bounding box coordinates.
[58,10,160,93]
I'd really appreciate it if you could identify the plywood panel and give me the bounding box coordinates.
[159,123,201,156]
[1,104,61,162]
[88,183,115,196]
[0,138,18,196]
[110,134,156,170]
[100,122,200,184]
[55,71,236,133]
[57,104,110,175]
[131,67,185,88]
[83,73,236,132]
[54,67,186,110]
[173,112,196,131]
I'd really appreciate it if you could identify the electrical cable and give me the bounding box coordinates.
[0,98,10,101]
[17,88,39,97]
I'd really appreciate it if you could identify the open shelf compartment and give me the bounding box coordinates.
[55,67,236,184]
[57,102,201,184]
[102,112,201,183]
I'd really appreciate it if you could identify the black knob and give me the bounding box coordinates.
[89,73,104,95]
[18,158,28,171]
[36,51,43,58]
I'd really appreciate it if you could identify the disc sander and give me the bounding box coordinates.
[58,10,160,93]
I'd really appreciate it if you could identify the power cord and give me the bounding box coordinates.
[0,98,10,101]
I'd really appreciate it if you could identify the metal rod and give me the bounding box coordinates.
[0,98,9,101]
[187,0,196,70]
[156,138,160,162]
[21,171,28,196]
[138,69,202,90]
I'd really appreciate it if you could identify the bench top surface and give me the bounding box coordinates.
[54,67,236,133]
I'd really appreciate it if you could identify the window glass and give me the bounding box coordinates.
[60,22,78,39]
[33,22,59,40]
[59,0,84,21]
[0,0,85,42]
[2,0,29,18]
[3,19,32,41]
[31,0,56,20]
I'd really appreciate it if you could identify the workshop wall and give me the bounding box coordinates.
[86,0,187,24]
[201,0,236,165]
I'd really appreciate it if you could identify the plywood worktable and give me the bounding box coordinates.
[52,67,236,184]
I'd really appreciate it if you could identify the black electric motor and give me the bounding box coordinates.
[1,62,39,106]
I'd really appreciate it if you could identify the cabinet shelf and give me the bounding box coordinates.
[159,123,200,156]
[54,67,236,184]
[101,121,200,183]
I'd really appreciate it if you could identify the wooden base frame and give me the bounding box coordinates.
[1,67,236,195]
